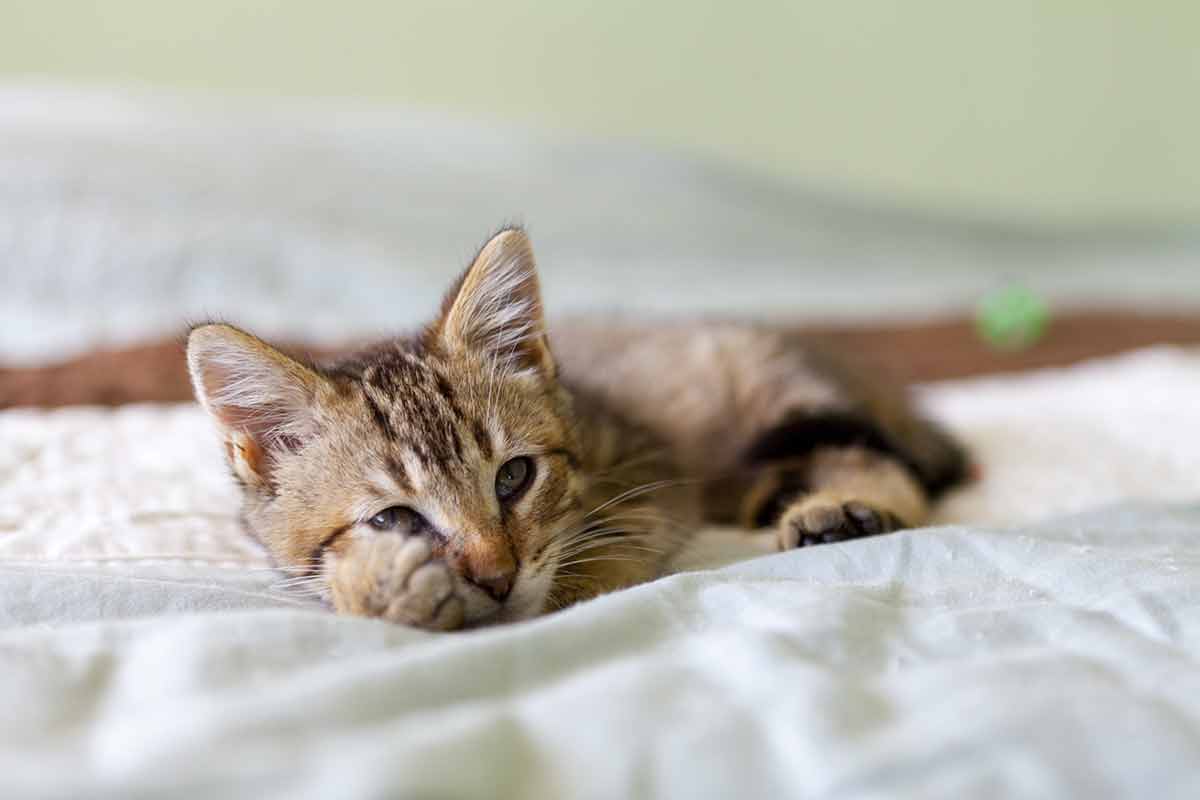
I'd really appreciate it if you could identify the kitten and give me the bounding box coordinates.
[188,227,966,630]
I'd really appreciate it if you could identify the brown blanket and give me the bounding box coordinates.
[2,311,1198,409]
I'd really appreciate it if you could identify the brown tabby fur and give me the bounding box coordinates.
[188,227,966,630]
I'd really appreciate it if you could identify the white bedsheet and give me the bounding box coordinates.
[3,504,1200,800]
[2,347,1199,798]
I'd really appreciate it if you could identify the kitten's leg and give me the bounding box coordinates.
[741,446,929,550]
[324,534,465,630]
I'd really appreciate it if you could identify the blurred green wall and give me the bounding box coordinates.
[3,1,1197,226]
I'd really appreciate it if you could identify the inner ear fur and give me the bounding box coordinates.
[187,323,327,485]
[437,227,555,377]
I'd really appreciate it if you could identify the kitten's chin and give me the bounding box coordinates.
[465,598,543,628]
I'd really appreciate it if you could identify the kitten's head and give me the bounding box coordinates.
[188,228,584,624]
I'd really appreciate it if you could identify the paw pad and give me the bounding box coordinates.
[779,500,903,549]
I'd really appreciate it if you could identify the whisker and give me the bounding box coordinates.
[584,478,695,519]
[555,531,642,558]
[271,574,327,585]
[556,536,662,559]
[558,541,667,562]
[583,511,689,534]
[270,581,328,594]
[271,586,325,596]
[556,554,646,569]
[560,519,678,545]
[245,561,323,573]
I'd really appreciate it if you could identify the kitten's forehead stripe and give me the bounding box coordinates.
[362,389,398,442]
[366,365,397,396]
[434,371,458,407]
[401,390,462,467]
[358,353,476,474]
[472,420,493,460]
[384,454,410,491]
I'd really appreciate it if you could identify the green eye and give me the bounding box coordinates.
[495,457,533,501]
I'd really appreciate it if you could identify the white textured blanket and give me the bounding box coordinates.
[4,504,1200,799]
[2,347,1199,798]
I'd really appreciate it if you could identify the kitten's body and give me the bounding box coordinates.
[188,228,966,630]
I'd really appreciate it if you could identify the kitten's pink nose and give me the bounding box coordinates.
[456,539,517,603]
[471,570,513,603]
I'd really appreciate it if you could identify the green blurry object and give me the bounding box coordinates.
[976,286,1050,350]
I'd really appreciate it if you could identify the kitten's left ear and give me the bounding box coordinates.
[436,227,555,377]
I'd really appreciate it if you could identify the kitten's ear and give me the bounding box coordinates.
[187,324,327,488]
[437,227,555,376]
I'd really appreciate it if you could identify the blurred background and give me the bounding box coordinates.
[5,1,1200,225]
[1,1,1198,373]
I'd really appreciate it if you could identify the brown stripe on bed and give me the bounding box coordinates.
[1,311,1198,409]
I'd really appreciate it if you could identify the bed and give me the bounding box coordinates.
[2,84,1199,799]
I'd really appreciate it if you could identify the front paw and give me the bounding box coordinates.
[778,497,903,550]
[329,535,465,631]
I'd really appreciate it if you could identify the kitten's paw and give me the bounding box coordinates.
[777,496,903,550]
[330,535,465,631]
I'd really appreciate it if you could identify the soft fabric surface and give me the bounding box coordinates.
[2,347,1198,797]
[2,509,1199,799]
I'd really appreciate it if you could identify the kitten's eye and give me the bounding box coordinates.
[495,457,534,502]
[367,506,425,532]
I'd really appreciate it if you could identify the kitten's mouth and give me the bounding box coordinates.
[462,574,549,627]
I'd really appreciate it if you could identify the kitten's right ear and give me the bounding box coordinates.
[186,324,326,488]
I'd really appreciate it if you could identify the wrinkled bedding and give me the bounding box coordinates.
[2,347,1199,798]
[2,504,1200,800]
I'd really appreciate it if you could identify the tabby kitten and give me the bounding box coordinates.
[188,228,965,630]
